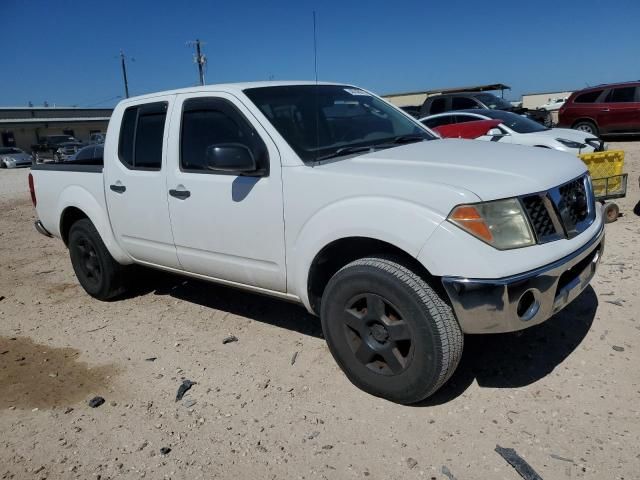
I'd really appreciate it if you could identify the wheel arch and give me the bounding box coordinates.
[571,117,598,129]
[56,186,132,264]
[305,236,438,315]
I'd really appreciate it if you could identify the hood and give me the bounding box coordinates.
[319,139,587,201]
[530,127,598,143]
[550,127,599,142]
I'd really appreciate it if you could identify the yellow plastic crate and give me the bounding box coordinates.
[579,150,625,197]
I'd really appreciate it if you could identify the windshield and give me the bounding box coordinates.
[0,147,22,154]
[244,85,433,163]
[474,93,514,110]
[478,110,548,134]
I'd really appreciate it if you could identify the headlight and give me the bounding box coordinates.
[448,198,535,250]
[556,138,586,149]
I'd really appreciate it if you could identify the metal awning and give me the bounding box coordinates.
[383,83,511,98]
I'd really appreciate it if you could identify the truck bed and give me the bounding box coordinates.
[30,164,106,240]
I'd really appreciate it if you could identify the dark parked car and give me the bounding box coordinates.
[54,141,85,162]
[419,92,552,127]
[399,106,421,118]
[67,144,103,165]
[31,135,82,161]
[558,81,640,136]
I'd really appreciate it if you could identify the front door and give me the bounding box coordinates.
[104,98,180,268]
[165,93,286,292]
[597,86,640,133]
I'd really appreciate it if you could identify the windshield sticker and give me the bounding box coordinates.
[344,88,370,96]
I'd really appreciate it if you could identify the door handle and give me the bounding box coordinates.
[110,184,126,193]
[600,108,610,112]
[169,189,191,199]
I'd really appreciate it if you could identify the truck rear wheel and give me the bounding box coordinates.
[68,218,126,300]
[320,256,463,404]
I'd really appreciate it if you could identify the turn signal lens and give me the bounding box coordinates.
[449,206,493,242]
[448,198,535,250]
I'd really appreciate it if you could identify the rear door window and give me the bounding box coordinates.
[574,90,604,103]
[605,86,637,103]
[429,97,447,114]
[118,102,168,170]
[452,97,480,110]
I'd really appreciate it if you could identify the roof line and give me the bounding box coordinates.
[382,83,511,97]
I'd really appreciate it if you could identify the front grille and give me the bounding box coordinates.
[520,174,595,244]
[557,178,589,237]
[522,195,556,242]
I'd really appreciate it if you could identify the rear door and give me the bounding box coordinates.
[164,92,286,291]
[597,86,640,133]
[104,97,180,268]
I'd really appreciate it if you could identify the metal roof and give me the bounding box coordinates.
[0,117,110,124]
[382,83,511,98]
[0,107,112,120]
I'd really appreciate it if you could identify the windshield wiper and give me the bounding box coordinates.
[315,146,374,161]
[390,134,427,144]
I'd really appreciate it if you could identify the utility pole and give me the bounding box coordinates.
[187,39,207,85]
[120,50,130,98]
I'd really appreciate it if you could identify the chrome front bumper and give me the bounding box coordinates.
[442,224,605,334]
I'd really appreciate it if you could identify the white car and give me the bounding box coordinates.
[30,82,604,404]
[539,97,567,111]
[421,109,605,154]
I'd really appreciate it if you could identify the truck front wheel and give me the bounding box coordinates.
[320,256,463,404]
[68,218,126,300]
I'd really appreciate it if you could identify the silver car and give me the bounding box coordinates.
[0,147,32,168]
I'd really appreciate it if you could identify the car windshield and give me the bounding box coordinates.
[243,85,433,163]
[0,147,22,154]
[478,110,548,134]
[474,93,514,110]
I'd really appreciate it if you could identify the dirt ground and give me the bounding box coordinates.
[1,141,639,480]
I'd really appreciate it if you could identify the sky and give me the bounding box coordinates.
[1,0,639,107]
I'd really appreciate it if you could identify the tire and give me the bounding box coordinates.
[603,202,619,223]
[573,120,598,136]
[320,256,463,404]
[68,218,126,300]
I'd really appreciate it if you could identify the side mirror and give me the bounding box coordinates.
[486,128,505,137]
[205,143,257,173]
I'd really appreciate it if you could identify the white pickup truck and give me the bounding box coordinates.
[30,82,604,404]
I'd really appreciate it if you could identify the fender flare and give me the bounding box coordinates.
[288,196,445,310]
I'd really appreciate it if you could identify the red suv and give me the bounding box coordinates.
[558,81,640,136]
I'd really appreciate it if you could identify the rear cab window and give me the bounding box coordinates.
[452,97,480,110]
[118,102,168,170]
[429,97,447,115]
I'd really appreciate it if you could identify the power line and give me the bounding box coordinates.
[187,39,207,86]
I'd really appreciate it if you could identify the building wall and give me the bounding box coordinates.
[383,93,429,107]
[0,121,109,152]
[522,91,573,110]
